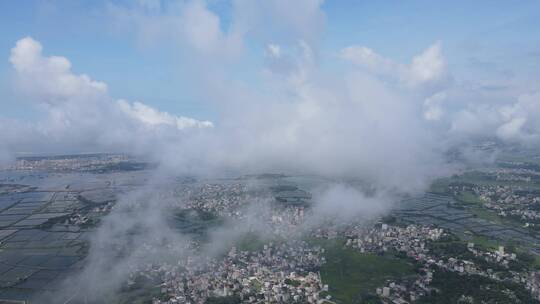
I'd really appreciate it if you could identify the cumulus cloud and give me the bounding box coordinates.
[155,39,449,192]
[340,42,449,91]
[232,0,326,45]
[494,92,540,143]
[423,91,447,121]
[179,0,238,54]
[340,46,395,75]
[442,91,540,145]
[0,37,212,160]
[108,0,244,58]
[266,43,282,58]
[340,41,540,147]
[405,42,448,88]
[10,37,108,103]
[497,117,527,141]
[119,100,213,129]
[108,0,326,61]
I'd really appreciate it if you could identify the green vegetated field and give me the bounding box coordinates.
[468,234,502,250]
[454,190,483,205]
[314,238,415,304]
[418,269,540,304]
[429,178,452,195]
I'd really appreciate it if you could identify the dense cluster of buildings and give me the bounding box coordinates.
[180,183,249,218]
[153,180,540,303]
[452,183,540,225]
[343,224,443,256]
[479,186,540,222]
[490,164,540,183]
[124,182,328,303]
[4,154,133,172]
[176,182,308,239]
[133,241,328,304]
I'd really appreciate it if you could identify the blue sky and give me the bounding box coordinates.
[0,0,539,121]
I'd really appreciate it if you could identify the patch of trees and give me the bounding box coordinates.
[284,278,301,287]
[205,295,242,304]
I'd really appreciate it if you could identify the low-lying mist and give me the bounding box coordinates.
[38,172,406,303]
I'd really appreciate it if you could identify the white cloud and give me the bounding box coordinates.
[108,0,326,60]
[423,91,447,121]
[232,0,326,45]
[340,46,395,74]
[494,92,540,143]
[108,0,243,58]
[340,42,449,91]
[338,42,540,146]
[497,117,527,141]
[10,37,108,103]
[444,90,540,145]
[1,37,212,159]
[404,42,447,88]
[118,100,213,129]
[312,184,391,222]
[266,43,281,58]
[180,0,241,55]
